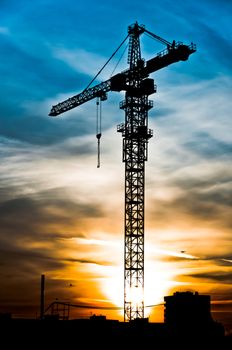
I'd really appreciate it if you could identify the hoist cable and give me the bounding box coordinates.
[110,43,128,77]
[96,97,102,168]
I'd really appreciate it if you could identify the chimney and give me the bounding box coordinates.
[40,274,45,320]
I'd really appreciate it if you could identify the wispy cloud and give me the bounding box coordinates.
[52,47,110,79]
[145,75,232,237]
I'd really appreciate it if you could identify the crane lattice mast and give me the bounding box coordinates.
[117,23,154,321]
[49,22,196,322]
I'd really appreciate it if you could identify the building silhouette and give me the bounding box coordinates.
[164,291,224,337]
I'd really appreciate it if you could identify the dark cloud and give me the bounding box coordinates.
[0,183,107,315]
[0,32,84,99]
[149,196,231,232]
[160,253,232,265]
[218,260,232,267]
[0,30,98,146]
[152,1,232,81]
[159,255,197,263]
[184,132,232,159]
[54,138,96,158]
[186,271,232,284]
[0,100,97,147]
[148,167,232,231]
[0,187,103,238]
[173,192,231,226]
[173,173,231,192]
[202,255,232,266]
[178,192,230,219]
[0,248,64,274]
[194,21,232,74]
[64,258,111,266]
[151,106,175,120]
[0,186,104,287]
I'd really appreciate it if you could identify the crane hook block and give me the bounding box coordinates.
[96,133,102,139]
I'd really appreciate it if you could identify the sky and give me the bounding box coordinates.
[0,0,232,332]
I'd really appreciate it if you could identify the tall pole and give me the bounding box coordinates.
[40,274,45,320]
[117,22,154,322]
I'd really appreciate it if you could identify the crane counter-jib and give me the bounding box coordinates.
[144,42,196,75]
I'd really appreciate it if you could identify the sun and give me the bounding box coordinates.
[100,258,175,321]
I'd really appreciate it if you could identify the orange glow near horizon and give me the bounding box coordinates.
[46,228,220,321]
[33,222,231,325]
[69,233,180,321]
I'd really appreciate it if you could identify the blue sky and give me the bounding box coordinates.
[0,0,232,331]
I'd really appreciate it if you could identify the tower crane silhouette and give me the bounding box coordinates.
[49,22,196,322]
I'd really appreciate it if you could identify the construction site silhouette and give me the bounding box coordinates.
[0,290,227,347]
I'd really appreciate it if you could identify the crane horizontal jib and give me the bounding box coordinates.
[49,42,195,117]
[49,80,111,116]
